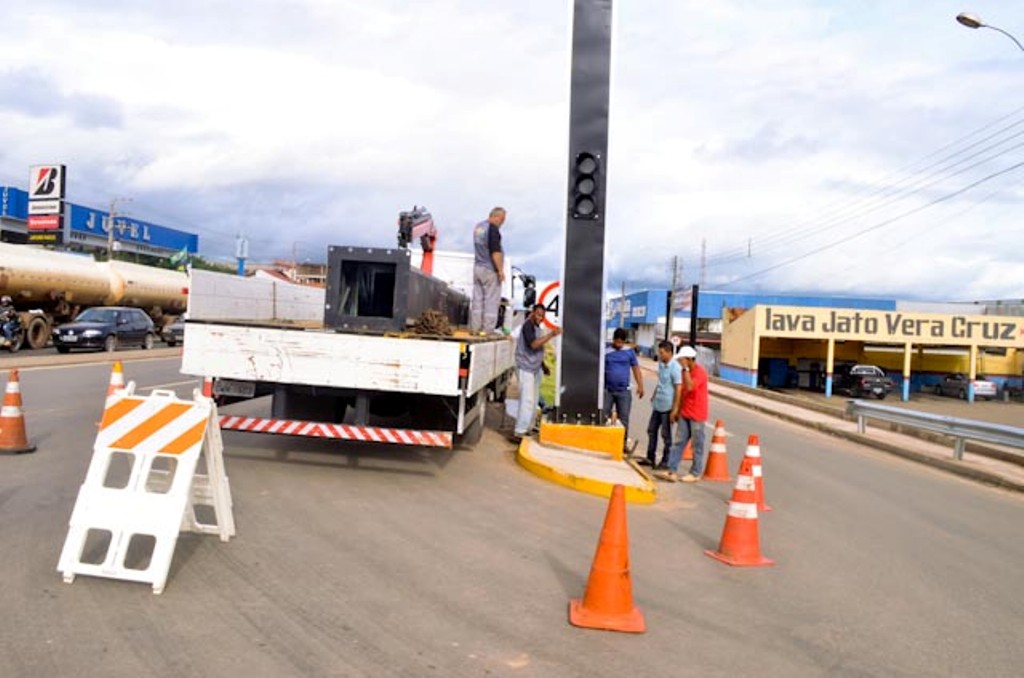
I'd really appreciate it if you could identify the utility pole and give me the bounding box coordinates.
[106,197,131,261]
[664,255,679,342]
[619,280,626,327]
[700,238,707,287]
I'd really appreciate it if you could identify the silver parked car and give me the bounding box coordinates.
[933,373,997,400]
[161,318,185,347]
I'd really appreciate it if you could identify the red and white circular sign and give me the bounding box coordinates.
[537,281,561,330]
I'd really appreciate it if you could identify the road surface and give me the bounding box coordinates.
[1,357,1021,677]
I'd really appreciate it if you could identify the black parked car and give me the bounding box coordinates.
[834,364,894,399]
[53,307,157,353]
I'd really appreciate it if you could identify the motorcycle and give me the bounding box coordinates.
[0,312,25,352]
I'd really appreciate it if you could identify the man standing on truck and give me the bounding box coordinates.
[471,207,506,333]
[511,303,561,444]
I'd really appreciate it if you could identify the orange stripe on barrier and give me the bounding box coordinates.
[99,398,146,430]
[160,419,208,455]
[111,402,192,450]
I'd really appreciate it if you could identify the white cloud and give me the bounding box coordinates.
[0,0,1022,303]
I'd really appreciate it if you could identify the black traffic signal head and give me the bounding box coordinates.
[572,152,600,219]
[521,274,537,307]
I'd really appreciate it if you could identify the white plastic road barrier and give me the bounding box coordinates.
[57,383,235,594]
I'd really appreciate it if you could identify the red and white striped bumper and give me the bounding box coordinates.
[218,415,453,448]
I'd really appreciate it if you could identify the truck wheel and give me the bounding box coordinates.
[104,335,117,353]
[455,397,486,448]
[25,315,50,350]
[456,410,484,448]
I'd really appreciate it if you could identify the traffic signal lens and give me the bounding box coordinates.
[577,154,597,174]
[576,176,595,195]
[574,196,596,216]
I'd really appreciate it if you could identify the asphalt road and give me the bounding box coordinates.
[1,358,1022,677]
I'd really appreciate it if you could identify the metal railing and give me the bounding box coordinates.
[846,399,1024,461]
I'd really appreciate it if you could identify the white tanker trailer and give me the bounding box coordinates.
[0,242,188,349]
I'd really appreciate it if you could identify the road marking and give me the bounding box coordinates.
[5,355,181,372]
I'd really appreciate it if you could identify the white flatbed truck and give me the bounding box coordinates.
[180,265,515,448]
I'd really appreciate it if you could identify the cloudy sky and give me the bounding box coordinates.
[1,0,1022,302]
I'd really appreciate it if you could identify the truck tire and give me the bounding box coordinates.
[25,315,50,350]
[455,395,486,448]
[456,413,484,448]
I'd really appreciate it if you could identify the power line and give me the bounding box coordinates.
[702,105,1024,266]
[718,159,1024,288]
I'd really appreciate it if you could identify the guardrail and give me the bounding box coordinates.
[846,399,1024,461]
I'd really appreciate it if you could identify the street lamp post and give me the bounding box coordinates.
[956,12,1024,52]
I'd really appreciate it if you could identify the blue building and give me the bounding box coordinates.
[1,185,198,258]
[607,288,896,358]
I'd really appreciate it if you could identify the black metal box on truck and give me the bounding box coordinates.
[323,246,469,332]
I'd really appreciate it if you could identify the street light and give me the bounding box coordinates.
[956,12,1024,52]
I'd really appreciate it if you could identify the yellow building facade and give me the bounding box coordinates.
[721,305,1024,402]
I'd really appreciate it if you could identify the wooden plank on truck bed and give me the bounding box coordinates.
[188,270,324,323]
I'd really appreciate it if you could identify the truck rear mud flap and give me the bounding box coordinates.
[218,415,453,448]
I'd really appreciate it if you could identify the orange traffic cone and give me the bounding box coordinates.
[702,419,731,482]
[569,484,646,633]
[1,369,36,454]
[705,457,773,567]
[682,439,693,461]
[742,434,772,512]
[201,377,213,398]
[106,361,126,403]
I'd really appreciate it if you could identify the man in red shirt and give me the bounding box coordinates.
[655,345,708,483]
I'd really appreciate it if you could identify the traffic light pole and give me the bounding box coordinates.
[556,0,613,424]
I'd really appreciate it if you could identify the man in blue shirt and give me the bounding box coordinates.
[639,340,682,467]
[470,207,506,333]
[603,328,644,454]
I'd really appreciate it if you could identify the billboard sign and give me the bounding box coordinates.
[28,164,67,244]
[27,214,64,244]
[28,199,62,215]
[29,165,66,200]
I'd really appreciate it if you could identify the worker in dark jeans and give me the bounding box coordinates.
[603,328,644,454]
[639,340,682,467]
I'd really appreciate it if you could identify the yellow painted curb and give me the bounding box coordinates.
[515,439,657,504]
[539,421,625,460]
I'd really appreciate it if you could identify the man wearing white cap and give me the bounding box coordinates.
[655,344,709,483]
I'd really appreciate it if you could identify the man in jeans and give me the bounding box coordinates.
[603,328,644,454]
[655,345,708,483]
[470,207,506,333]
[639,340,682,468]
[510,304,561,443]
